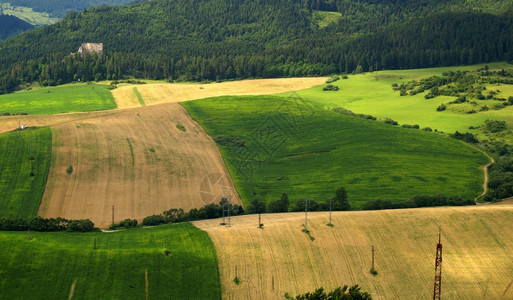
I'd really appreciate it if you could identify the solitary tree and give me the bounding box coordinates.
[333,187,350,211]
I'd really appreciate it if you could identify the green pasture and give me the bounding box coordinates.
[0,223,221,299]
[292,62,513,139]
[0,127,51,219]
[183,96,488,208]
[0,84,117,115]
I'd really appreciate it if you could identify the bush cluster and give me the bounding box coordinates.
[142,200,244,226]
[109,219,138,230]
[331,107,376,120]
[0,216,96,232]
[450,131,478,143]
[323,84,339,91]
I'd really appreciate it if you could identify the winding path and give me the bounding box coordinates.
[461,141,495,204]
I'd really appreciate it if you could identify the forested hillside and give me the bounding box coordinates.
[1,0,513,93]
[0,14,34,41]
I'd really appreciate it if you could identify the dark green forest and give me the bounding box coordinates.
[1,0,513,93]
[0,14,34,42]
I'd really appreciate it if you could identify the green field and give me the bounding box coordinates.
[0,223,221,299]
[0,127,51,219]
[0,84,117,115]
[292,62,513,142]
[182,96,488,208]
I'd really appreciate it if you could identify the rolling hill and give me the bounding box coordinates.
[194,202,513,299]
[0,14,34,41]
[183,95,488,208]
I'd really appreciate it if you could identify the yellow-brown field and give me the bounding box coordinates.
[194,204,513,299]
[38,103,240,227]
[112,77,327,108]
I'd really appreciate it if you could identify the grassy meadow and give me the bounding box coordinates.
[0,127,51,219]
[183,95,488,208]
[292,62,513,141]
[0,84,117,115]
[0,223,221,299]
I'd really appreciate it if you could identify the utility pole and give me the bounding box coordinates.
[371,245,375,271]
[304,199,309,232]
[227,189,231,226]
[112,205,115,225]
[328,198,333,226]
[433,227,443,300]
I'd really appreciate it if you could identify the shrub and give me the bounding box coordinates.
[450,131,478,143]
[401,124,420,129]
[176,123,186,132]
[142,215,167,226]
[422,127,433,131]
[383,118,398,125]
[484,119,506,133]
[323,84,339,91]
[436,104,446,111]
[109,218,138,230]
[326,76,340,84]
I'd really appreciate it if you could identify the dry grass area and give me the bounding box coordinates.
[113,77,327,108]
[194,205,513,299]
[39,103,240,227]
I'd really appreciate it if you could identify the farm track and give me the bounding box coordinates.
[460,141,496,203]
[194,204,513,299]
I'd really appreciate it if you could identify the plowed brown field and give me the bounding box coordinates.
[194,204,513,299]
[112,78,326,108]
[38,103,240,227]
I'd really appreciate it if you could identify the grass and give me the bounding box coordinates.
[182,95,488,208]
[195,204,513,299]
[0,127,51,219]
[311,10,341,28]
[0,84,117,115]
[132,87,146,106]
[0,2,58,25]
[0,223,221,299]
[291,62,513,142]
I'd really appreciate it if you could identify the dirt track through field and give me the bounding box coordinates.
[38,102,240,227]
[194,205,513,299]
[112,78,327,109]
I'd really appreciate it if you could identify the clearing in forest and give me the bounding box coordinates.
[194,204,513,299]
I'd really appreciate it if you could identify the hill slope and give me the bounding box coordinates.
[183,95,488,207]
[0,14,34,41]
[1,0,513,92]
[194,203,513,299]
[0,223,221,299]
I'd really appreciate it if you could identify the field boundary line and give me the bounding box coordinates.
[133,87,146,106]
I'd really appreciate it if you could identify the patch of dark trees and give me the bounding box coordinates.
[363,195,475,210]
[0,216,97,232]
[292,284,372,300]
[484,158,513,202]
